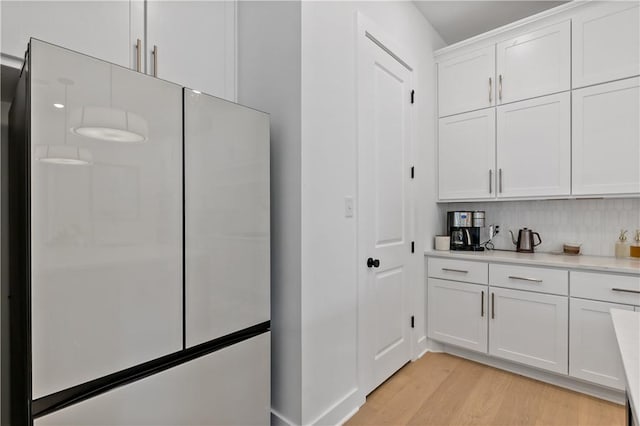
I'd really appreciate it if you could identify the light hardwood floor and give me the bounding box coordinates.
[346,352,624,426]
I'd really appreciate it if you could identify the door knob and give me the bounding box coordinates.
[367,258,380,268]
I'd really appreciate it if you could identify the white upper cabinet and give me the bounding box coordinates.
[572,1,640,88]
[1,1,237,101]
[438,108,495,200]
[438,45,495,117]
[1,1,134,69]
[146,0,236,100]
[497,92,570,198]
[496,21,570,105]
[572,77,640,196]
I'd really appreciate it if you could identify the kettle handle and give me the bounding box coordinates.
[533,232,542,247]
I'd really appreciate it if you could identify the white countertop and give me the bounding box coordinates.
[611,309,640,424]
[424,249,640,275]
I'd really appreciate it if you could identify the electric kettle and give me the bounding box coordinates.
[509,228,542,253]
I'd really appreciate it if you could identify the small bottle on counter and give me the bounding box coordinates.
[615,229,630,258]
[630,230,640,259]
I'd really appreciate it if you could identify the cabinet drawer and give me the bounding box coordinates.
[571,271,640,306]
[490,264,568,295]
[428,257,488,284]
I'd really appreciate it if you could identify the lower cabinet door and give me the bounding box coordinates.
[489,288,568,374]
[570,298,633,390]
[35,332,270,426]
[428,278,488,353]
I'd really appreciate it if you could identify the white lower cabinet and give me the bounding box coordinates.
[35,333,270,425]
[488,287,568,374]
[428,278,488,353]
[569,298,632,390]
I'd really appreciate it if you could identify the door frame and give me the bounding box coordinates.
[355,12,417,397]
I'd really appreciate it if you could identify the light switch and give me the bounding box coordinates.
[344,196,354,218]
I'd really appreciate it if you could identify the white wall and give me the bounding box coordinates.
[444,199,640,256]
[236,2,303,425]
[300,2,444,424]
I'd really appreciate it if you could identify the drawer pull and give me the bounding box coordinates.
[612,288,640,294]
[442,268,468,274]
[508,275,542,283]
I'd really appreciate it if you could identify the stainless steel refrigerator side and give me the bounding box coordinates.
[183,89,270,348]
[6,42,33,426]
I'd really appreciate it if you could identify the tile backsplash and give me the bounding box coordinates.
[442,198,640,257]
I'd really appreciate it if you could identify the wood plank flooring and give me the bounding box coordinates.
[346,352,624,426]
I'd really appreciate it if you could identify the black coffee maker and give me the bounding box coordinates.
[447,211,485,251]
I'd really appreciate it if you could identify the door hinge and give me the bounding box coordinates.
[410,89,415,104]
[410,166,414,179]
[411,241,415,253]
[411,316,415,328]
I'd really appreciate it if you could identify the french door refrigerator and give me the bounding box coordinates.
[4,39,270,425]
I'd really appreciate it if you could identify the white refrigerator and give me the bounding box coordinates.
[4,39,270,425]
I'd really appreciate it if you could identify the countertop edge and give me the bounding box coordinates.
[424,250,640,275]
[611,309,640,425]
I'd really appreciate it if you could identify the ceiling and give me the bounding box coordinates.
[414,1,569,45]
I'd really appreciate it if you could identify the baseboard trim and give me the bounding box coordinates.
[309,387,363,426]
[336,406,360,426]
[271,408,297,426]
[442,344,625,405]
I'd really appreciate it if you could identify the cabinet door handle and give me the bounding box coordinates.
[612,288,640,294]
[152,45,158,77]
[442,268,468,274]
[489,77,492,103]
[499,169,503,193]
[489,170,492,194]
[481,291,485,317]
[499,74,503,101]
[491,292,495,319]
[136,38,142,72]
[508,275,543,283]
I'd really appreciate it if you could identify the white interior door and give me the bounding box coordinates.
[358,30,412,394]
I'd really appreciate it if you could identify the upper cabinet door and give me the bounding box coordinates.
[438,108,495,200]
[497,92,570,198]
[572,2,640,88]
[146,0,236,100]
[572,77,640,196]
[1,1,133,69]
[496,21,570,104]
[29,40,183,398]
[184,90,270,348]
[438,45,495,117]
